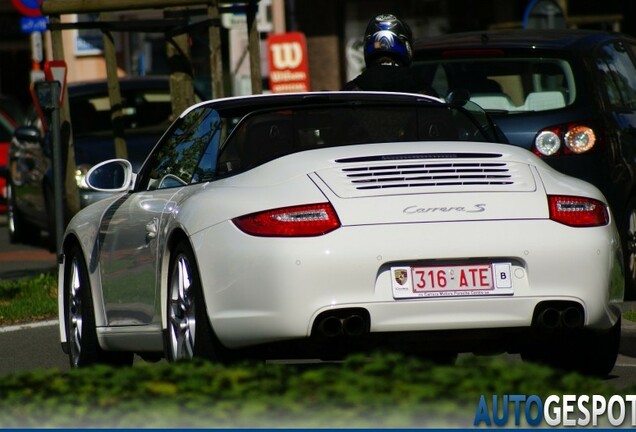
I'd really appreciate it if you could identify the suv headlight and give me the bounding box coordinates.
[75,164,92,190]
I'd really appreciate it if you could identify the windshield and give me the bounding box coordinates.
[70,89,175,136]
[217,101,500,175]
[412,58,576,113]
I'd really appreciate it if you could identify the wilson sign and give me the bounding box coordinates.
[267,32,310,93]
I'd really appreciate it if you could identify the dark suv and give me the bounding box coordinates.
[413,29,636,297]
[8,76,194,249]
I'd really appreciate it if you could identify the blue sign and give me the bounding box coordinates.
[20,16,48,33]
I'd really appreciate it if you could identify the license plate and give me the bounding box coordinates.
[391,263,513,299]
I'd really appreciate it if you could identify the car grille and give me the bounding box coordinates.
[316,153,537,198]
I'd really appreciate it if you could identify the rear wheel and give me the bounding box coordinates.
[624,198,636,300]
[65,244,134,368]
[522,318,620,377]
[165,241,229,363]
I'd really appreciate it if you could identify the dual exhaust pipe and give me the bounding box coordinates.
[314,309,370,338]
[314,302,585,338]
[534,302,584,332]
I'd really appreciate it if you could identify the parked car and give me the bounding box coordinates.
[58,91,622,376]
[0,110,17,214]
[412,29,636,298]
[0,95,25,214]
[8,76,193,249]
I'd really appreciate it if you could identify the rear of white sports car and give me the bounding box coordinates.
[58,92,622,376]
[188,140,623,376]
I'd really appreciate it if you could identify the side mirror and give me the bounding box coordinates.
[14,125,42,144]
[86,159,133,192]
[446,89,471,107]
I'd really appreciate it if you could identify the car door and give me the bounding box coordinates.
[98,106,224,326]
[593,39,636,210]
[97,188,178,326]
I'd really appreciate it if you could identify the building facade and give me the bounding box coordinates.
[1,0,632,113]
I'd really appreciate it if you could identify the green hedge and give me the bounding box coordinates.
[0,352,619,428]
[0,274,628,427]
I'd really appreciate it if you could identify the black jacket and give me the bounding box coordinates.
[342,65,436,96]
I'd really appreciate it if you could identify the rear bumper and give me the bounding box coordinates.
[194,218,624,349]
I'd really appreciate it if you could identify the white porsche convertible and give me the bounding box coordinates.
[58,91,623,376]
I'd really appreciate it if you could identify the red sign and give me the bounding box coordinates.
[267,32,310,93]
[44,60,68,105]
[11,0,42,17]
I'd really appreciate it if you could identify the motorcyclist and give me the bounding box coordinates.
[342,13,432,94]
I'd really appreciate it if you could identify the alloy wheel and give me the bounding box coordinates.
[628,208,636,285]
[6,184,16,239]
[68,256,84,368]
[167,254,197,361]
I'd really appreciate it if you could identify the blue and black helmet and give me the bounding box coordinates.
[363,13,413,67]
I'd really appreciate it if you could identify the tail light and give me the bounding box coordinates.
[533,123,598,157]
[233,203,341,237]
[548,195,608,227]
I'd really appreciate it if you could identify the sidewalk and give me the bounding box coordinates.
[0,215,57,281]
[0,250,57,280]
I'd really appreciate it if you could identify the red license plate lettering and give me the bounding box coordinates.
[412,264,493,292]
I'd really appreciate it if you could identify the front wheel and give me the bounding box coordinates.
[165,241,229,363]
[64,244,134,368]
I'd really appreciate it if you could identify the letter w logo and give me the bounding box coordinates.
[270,42,303,69]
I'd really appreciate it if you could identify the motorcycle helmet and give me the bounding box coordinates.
[363,13,413,67]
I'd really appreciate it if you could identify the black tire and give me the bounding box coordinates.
[7,182,38,244]
[64,244,134,368]
[623,198,636,300]
[522,318,621,377]
[164,241,230,363]
[425,352,459,365]
[574,317,621,377]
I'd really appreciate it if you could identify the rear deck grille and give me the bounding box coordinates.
[315,154,536,198]
[343,162,513,190]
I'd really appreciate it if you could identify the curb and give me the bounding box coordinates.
[0,265,57,282]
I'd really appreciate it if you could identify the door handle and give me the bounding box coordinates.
[145,217,158,241]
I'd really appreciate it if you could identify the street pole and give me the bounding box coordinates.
[35,81,64,255]
[51,84,64,255]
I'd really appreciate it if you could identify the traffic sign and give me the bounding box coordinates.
[267,32,310,93]
[44,60,67,105]
[20,16,48,33]
[11,0,42,17]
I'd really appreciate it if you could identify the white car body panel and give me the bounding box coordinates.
[193,218,619,348]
